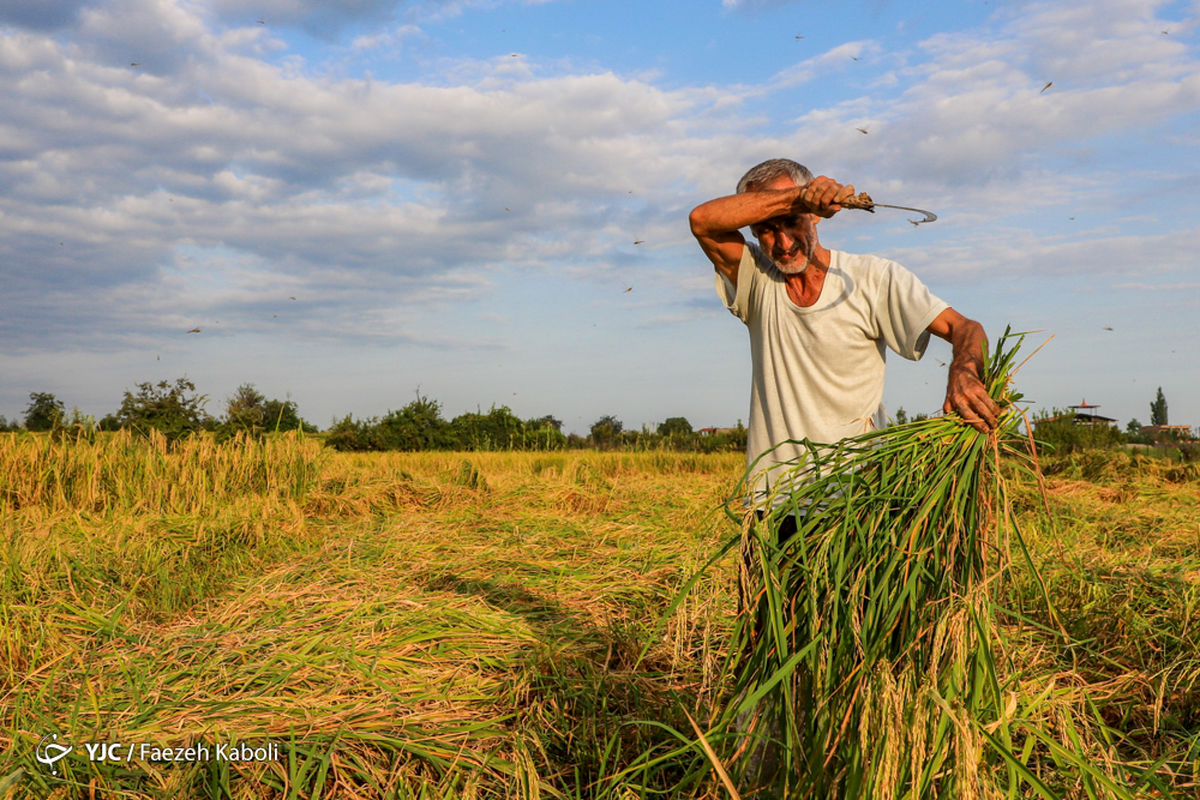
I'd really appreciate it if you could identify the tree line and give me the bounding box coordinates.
[6,380,315,443]
[7,379,1187,455]
[2,380,749,453]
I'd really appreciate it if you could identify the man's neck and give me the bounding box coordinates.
[784,246,831,307]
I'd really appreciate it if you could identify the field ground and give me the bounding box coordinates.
[1,433,1198,798]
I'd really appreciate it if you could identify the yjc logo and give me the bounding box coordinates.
[82,743,127,761]
[35,734,73,776]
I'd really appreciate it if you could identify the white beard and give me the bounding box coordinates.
[766,219,818,274]
[773,258,809,275]
[770,240,817,274]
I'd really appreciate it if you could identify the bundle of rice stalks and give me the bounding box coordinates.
[648,328,1163,799]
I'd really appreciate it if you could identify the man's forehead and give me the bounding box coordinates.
[762,175,798,191]
[767,208,806,222]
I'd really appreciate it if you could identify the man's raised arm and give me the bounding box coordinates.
[688,176,854,287]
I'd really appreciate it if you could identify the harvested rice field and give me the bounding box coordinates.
[1,432,1197,798]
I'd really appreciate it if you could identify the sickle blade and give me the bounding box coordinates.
[872,203,938,225]
[841,192,938,225]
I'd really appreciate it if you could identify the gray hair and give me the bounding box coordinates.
[736,158,814,194]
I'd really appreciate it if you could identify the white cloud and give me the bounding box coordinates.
[75,0,215,73]
[207,0,404,38]
[351,23,423,50]
[1113,281,1200,291]
[2,0,1199,374]
[0,0,90,31]
[0,6,727,355]
[770,40,884,89]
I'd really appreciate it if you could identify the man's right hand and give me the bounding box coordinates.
[798,176,856,218]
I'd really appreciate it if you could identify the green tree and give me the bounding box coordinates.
[1031,408,1124,454]
[45,407,98,443]
[450,405,526,450]
[695,419,748,453]
[225,383,268,435]
[325,394,457,452]
[731,419,748,449]
[264,399,316,433]
[1124,418,1151,444]
[324,414,376,451]
[376,393,454,451]
[219,384,315,441]
[116,378,212,441]
[525,422,568,450]
[23,391,65,431]
[658,416,693,437]
[590,414,623,448]
[894,407,909,425]
[522,415,567,450]
[532,414,563,432]
[1150,387,1168,426]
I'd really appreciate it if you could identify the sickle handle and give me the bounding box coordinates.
[839,191,877,210]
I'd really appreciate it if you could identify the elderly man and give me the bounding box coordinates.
[689,158,1000,519]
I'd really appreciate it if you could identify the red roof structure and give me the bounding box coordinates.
[1035,399,1116,426]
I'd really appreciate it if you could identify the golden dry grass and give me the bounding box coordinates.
[1,435,743,798]
[0,433,1196,798]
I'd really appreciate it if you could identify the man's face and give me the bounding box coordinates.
[750,213,817,274]
[748,176,818,274]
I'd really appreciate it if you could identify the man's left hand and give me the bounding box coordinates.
[927,309,1002,434]
[943,365,1000,433]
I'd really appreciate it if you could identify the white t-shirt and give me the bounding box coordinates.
[716,242,948,506]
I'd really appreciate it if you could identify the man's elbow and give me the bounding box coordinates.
[929,308,984,343]
[959,317,987,345]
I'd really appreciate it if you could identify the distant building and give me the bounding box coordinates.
[1139,424,1194,440]
[697,427,736,436]
[1033,399,1117,427]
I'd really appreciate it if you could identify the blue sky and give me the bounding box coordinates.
[1,0,1197,436]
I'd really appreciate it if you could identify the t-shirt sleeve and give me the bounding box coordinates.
[713,243,758,324]
[877,260,949,360]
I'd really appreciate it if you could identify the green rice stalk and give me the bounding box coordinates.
[681,327,1153,799]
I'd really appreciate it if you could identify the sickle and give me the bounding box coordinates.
[840,192,938,225]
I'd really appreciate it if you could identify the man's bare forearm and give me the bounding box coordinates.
[688,187,805,239]
[948,317,987,379]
